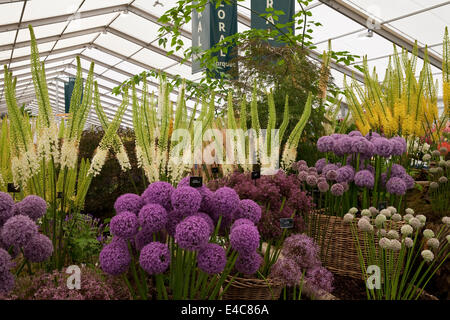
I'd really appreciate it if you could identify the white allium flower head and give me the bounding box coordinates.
[387,206,397,214]
[423,229,435,239]
[358,218,373,232]
[387,230,399,240]
[380,209,391,218]
[349,207,358,214]
[426,238,439,250]
[409,217,422,229]
[369,207,379,217]
[403,213,414,223]
[421,249,434,262]
[389,239,401,251]
[416,215,426,224]
[379,237,391,249]
[401,224,413,236]
[442,217,450,226]
[343,213,354,224]
[361,209,371,217]
[446,235,450,244]
[375,214,387,228]
[377,229,387,237]
[391,213,402,222]
[405,208,414,215]
[422,154,431,161]
[403,237,414,248]
[362,216,371,222]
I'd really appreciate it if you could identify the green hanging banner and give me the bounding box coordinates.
[192,1,238,76]
[251,0,295,47]
[64,77,83,114]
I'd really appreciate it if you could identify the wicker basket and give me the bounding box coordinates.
[222,276,283,300]
[307,212,403,279]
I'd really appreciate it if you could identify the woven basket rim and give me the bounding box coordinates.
[225,275,284,289]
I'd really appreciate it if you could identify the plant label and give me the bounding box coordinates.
[7,183,20,193]
[190,176,203,188]
[280,218,294,229]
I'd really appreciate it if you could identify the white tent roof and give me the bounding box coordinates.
[0,0,448,127]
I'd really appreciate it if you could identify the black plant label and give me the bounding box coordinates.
[7,183,20,193]
[251,170,261,180]
[190,176,203,188]
[280,218,294,229]
[57,192,63,199]
[212,167,219,174]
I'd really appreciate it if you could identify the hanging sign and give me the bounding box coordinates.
[192,1,238,76]
[251,0,295,47]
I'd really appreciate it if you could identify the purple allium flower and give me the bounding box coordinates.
[297,160,307,167]
[165,210,185,237]
[365,131,381,141]
[99,242,131,276]
[134,228,154,251]
[138,204,168,234]
[298,164,309,172]
[348,130,362,137]
[0,248,13,273]
[325,170,338,181]
[171,186,202,215]
[269,258,301,286]
[193,212,215,234]
[317,176,326,184]
[330,183,345,196]
[233,199,262,224]
[0,271,14,294]
[298,171,308,182]
[141,181,174,211]
[306,266,334,293]
[1,215,38,247]
[354,170,375,188]
[14,195,47,222]
[197,243,227,275]
[199,187,215,214]
[401,174,415,190]
[363,164,375,176]
[351,136,369,154]
[231,218,254,232]
[390,164,406,177]
[0,192,14,226]
[235,251,262,275]
[213,187,240,215]
[372,137,393,157]
[330,133,344,140]
[317,136,335,153]
[23,234,53,262]
[175,216,210,250]
[114,193,143,215]
[318,181,330,193]
[322,164,339,176]
[390,137,407,156]
[139,242,170,275]
[315,158,327,173]
[110,211,139,239]
[386,177,407,195]
[334,135,354,156]
[230,224,260,255]
[306,175,318,187]
[336,165,355,183]
[307,167,318,174]
[282,234,320,269]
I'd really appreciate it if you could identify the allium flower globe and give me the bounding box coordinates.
[213,187,240,215]
[1,215,38,247]
[141,181,174,211]
[23,233,53,262]
[233,199,261,224]
[375,214,386,228]
[389,239,401,251]
[197,243,227,275]
[230,218,254,232]
[306,266,334,294]
[317,181,329,193]
[315,158,327,173]
[14,195,47,221]
[99,242,131,276]
[330,183,345,196]
[0,192,15,225]
[426,238,439,249]
[358,219,373,232]
[386,177,407,195]
[409,217,422,229]
[139,242,171,275]
[175,216,210,250]
[423,229,435,239]
[0,271,14,294]
[336,166,355,183]
[193,212,215,234]
[0,248,13,273]
[421,250,434,262]
[317,136,335,153]
[282,234,320,269]
[306,175,318,187]
[343,213,354,223]
[270,258,301,286]
[138,204,168,234]
[171,186,202,215]
[114,193,143,215]
[403,237,414,248]
[379,237,391,249]
[230,224,260,255]
[387,230,399,240]
[110,211,139,239]
[401,224,413,236]
[235,252,263,275]
[354,170,375,188]
[372,137,393,157]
